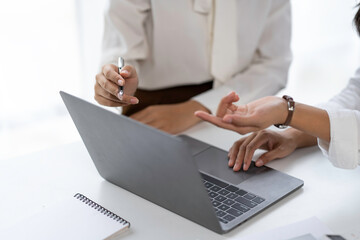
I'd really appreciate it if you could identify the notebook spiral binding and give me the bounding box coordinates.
[74,193,130,227]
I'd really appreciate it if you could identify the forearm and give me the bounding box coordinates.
[290,103,330,142]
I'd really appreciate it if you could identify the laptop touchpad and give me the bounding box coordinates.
[194,147,266,185]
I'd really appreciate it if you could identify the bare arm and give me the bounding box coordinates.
[195,92,322,171]
[290,103,330,142]
[195,92,330,142]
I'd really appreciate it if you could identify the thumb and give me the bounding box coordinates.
[255,148,283,167]
[216,92,239,117]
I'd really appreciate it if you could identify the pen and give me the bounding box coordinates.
[118,57,124,99]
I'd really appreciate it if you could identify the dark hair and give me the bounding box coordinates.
[355,4,360,35]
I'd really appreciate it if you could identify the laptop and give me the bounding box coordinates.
[60,91,303,234]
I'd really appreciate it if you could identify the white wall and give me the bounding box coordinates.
[287,0,360,104]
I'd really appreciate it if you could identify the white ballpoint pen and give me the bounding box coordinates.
[118,57,124,99]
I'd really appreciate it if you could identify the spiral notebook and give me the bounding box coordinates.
[0,193,130,240]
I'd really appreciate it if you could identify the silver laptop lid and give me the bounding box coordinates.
[60,91,223,233]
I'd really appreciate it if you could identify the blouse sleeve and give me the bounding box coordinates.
[318,109,360,169]
[317,69,360,169]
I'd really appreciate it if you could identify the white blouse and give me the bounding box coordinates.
[318,68,360,169]
[101,0,292,113]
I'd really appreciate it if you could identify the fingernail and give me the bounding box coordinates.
[223,117,232,123]
[256,160,264,167]
[118,80,124,86]
[130,98,139,104]
[120,70,129,75]
[243,163,247,170]
[233,163,239,171]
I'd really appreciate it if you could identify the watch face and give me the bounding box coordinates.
[274,124,288,129]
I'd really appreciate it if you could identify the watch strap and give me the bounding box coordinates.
[274,95,295,129]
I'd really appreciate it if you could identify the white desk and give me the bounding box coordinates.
[1,122,360,239]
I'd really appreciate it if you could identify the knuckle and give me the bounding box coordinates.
[94,94,101,104]
[235,157,243,164]
[238,130,246,135]
[103,66,113,78]
[97,78,105,88]
[278,145,286,152]
[104,71,111,79]
[102,80,109,89]
[246,144,254,152]
[239,145,246,152]
[125,65,132,72]
[259,130,269,137]
[95,73,101,81]
[235,139,242,145]
[234,141,243,148]
[261,156,269,163]
[102,64,110,72]
[251,130,259,136]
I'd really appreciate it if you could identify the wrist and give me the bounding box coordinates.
[289,103,330,142]
[282,128,317,148]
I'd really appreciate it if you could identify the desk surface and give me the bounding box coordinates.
[1,122,360,239]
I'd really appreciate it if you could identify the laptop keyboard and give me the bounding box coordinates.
[201,173,265,224]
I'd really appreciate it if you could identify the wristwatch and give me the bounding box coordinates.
[274,95,295,129]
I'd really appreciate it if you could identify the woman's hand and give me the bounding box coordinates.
[195,91,330,142]
[228,129,298,171]
[130,100,210,134]
[195,92,287,135]
[94,64,139,106]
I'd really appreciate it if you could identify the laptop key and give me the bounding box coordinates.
[216,210,227,218]
[218,204,230,211]
[235,189,248,196]
[219,218,228,224]
[218,189,230,196]
[204,182,213,188]
[208,191,218,198]
[232,203,250,212]
[226,193,239,199]
[235,196,258,208]
[201,173,229,188]
[223,199,235,206]
[253,196,265,204]
[210,186,222,192]
[223,214,235,222]
[214,195,227,202]
[226,208,243,217]
[212,200,221,207]
[244,193,256,200]
[225,185,239,192]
